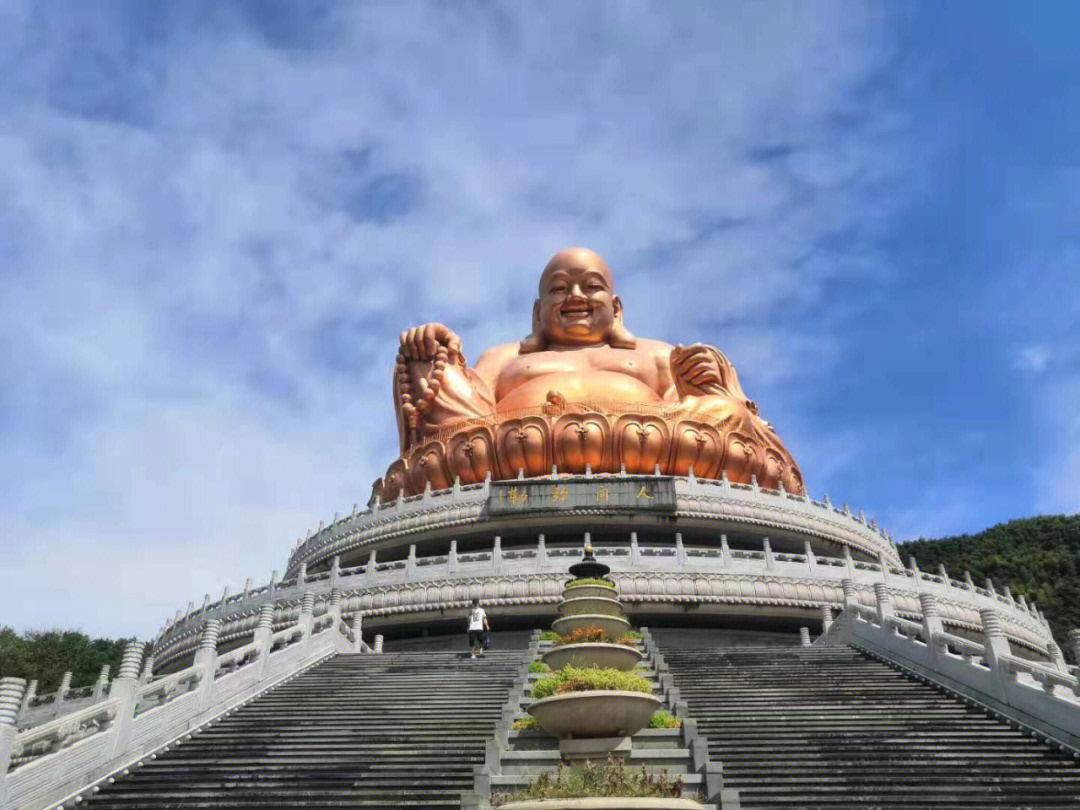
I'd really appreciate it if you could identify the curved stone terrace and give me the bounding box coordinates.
[151,529,1056,674]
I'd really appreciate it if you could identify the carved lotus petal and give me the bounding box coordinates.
[614,415,669,474]
[669,420,724,478]
[553,413,610,473]
[446,428,496,484]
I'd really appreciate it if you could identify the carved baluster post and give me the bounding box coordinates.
[919,593,943,652]
[194,621,221,711]
[762,537,774,570]
[821,605,834,634]
[842,546,854,577]
[1048,641,1068,673]
[1,677,28,798]
[964,570,976,596]
[874,583,894,627]
[406,544,417,578]
[979,609,1014,696]
[1069,629,1080,667]
[448,539,459,573]
[675,533,687,566]
[800,627,811,646]
[492,536,502,570]
[329,588,343,626]
[299,592,316,649]
[374,634,384,654]
[109,641,145,756]
[329,556,341,589]
[253,601,276,680]
[352,613,364,654]
[804,540,817,573]
[535,534,546,570]
[366,550,378,582]
[140,653,155,684]
[18,679,37,723]
[298,561,307,586]
[630,532,642,567]
[268,570,279,600]
[719,534,730,569]
[842,578,857,612]
[92,664,110,700]
[877,552,891,583]
[50,672,72,721]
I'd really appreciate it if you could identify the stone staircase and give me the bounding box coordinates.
[653,639,1080,809]
[79,649,529,809]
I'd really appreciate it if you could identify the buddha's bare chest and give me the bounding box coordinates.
[496,348,657,396]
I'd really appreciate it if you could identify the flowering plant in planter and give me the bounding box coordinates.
[552,627,639,648]
[532,666,653,699]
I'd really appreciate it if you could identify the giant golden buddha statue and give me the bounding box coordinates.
[379,248,803,499]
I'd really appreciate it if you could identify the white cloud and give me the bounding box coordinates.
[0,1,917,636]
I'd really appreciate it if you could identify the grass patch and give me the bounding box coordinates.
[647,710,681,729]
[491,757,685,805]
[531,665,653,699]
[565,577,616,589]
[512,715,542,731]
[538,630,559,641]
[528,660,551,673]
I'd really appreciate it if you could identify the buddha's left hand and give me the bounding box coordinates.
[672,344,725,394]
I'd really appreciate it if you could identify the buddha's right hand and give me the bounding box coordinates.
[398,323,464,364]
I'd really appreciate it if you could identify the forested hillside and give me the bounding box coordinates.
[0,628,134,692]
[901,514,1080,656]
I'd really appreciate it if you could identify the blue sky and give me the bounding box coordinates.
[2,1,1078,638]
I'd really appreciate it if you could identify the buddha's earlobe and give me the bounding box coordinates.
[608,296,637,349]
[519,299,546,354]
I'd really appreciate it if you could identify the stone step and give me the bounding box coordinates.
[652,635,1080,809]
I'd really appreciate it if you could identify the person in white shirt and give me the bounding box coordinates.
[467,599,489,658]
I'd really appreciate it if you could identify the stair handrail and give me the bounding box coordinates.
[822,578,1080,752]
[0,606,369,810]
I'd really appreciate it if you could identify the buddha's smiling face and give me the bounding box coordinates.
[536,248,622,347]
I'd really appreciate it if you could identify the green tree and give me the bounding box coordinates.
[901,514,1080,660]
[0,627,139,692]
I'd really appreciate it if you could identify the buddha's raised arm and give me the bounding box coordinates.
[393,323,495,454]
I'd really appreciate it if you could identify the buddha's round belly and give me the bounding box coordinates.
[495,371,661,413]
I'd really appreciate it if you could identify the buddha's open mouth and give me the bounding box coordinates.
[560,304,593,319]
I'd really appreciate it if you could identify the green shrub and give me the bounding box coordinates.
[648,710,681,729]
[531,666,653,699]
[538,630,559,641]
[512,715,542,731]
[492,756,685,805]
[528,660,551,673]
[566,577,616,589]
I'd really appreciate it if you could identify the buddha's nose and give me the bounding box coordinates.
[568,282,586,299]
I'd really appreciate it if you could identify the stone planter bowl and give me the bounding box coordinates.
[563,584,618,600]
[551,614,631,638]
[528,690,662,738]
[498,800,703,810]
[558,596,625,618]
[542,643,644,672]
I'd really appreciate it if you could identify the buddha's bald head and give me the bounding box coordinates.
[538,248,614,296]
[521,247,634,352]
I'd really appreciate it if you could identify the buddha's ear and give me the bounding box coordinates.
[608,296,637,349]
[519,299,546,354]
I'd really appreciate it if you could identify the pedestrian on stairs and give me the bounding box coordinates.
[468,599,489,659]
